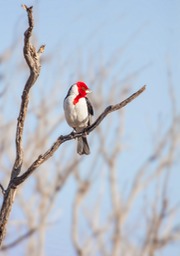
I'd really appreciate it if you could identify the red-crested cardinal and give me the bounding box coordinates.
[63,81,94,155]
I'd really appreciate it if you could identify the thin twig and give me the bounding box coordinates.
[0,184,5,196]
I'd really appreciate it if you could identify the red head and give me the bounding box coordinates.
[76,81,91,96]
[73,81,91,105]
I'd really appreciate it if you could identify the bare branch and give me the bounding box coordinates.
[11,6,45,180]
[86,85,146,134]
[0,5,45,247]
[13,85,146,186]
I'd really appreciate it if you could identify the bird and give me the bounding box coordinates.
[63,81,94,155]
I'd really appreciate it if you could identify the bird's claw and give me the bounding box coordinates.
[83,128,89,136]
[70,130,76,138]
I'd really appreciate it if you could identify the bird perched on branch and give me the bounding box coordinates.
[64,81,94,155]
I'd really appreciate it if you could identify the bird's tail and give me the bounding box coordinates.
[77,136,90,155]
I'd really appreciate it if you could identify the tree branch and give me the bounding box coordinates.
[13,85,146,187]
[0,5,45,247]
[84,84,146,134]
[11,5,45,180]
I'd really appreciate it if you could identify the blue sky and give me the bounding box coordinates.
[0,0,180,255]
[1,0,180,117]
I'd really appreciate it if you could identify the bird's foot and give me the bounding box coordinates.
[70,130,76,138]
[83,128,89,136]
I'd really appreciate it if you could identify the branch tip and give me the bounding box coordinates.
[38,45,46,54]
[21,4,27,10]
[21,4,33,11]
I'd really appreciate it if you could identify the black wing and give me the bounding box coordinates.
[64,85,73,100]
[85,97,94,116]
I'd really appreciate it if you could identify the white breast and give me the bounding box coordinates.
[64,96,89,131]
